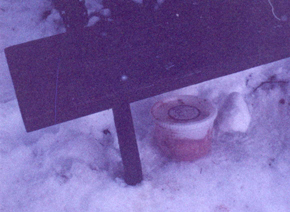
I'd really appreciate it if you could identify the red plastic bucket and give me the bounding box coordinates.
[151,95,217,161]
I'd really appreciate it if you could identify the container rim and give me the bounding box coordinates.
[151,95,218,128]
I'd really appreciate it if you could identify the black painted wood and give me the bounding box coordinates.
[113,101,143,185]
[5,1,290,132]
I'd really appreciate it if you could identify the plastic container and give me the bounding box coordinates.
[151,95,217,161]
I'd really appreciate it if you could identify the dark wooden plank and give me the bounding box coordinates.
[4,1,290,132]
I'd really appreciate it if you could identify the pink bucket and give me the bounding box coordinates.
[151,95,217,161]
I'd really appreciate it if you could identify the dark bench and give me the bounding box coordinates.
[4,0,290,185]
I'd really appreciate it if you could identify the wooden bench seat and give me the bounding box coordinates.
[5,1,290,185]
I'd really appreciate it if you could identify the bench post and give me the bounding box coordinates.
[113,101,143,185]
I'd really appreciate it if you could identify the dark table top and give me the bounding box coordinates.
[5,0,290,131]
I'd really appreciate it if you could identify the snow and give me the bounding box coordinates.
[216,92,251,133]
[1,0,290,211]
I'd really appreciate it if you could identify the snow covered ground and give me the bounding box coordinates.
[1,1,290,211]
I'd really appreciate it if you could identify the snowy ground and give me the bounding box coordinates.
[1,1,290,211]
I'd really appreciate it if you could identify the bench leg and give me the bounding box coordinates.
[113,102,143,185]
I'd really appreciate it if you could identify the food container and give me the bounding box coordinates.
[151,95,217,161]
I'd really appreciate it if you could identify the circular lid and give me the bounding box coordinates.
[151,95,217,126]
[168,105,200,121]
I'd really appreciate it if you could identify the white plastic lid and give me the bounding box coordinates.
[151,95,217,130]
